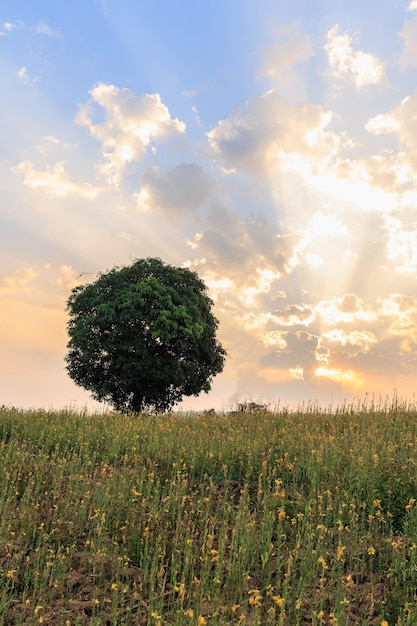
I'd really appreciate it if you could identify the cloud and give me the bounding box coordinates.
[11,161,101,198]
[366,91,417,151]
[260,23,314,78]
[0,268,38,294]
[379,293,417,350]
[325,25,384,88]
[322,329,377,352]
[316,294,377,325]
[35,20,61,37]
[400,13,417,69]
[134,163,216,214]
[16,66,39,86]
[0,21,22,35]
[383,216,417,274]
[207,89,336,176]
[75,83,186,188]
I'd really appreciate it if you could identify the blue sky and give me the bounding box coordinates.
[2,1,417,411]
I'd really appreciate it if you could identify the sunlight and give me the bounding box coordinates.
[314,366,363,389]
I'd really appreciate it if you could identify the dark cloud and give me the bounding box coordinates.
[139,162,216,214]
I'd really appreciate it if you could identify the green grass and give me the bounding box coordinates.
[0,398,417,624]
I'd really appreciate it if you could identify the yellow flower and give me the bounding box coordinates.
[6,570,16,579]
[273,595,285,607]
[381,621,389,626]
[367,546,376,556]
[34,606,43,616]
[337,545,346,561]
[317,556,328,570]
[197,617,206,626]
[406,498,416,512]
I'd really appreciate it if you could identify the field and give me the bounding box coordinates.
[1,399,417,625]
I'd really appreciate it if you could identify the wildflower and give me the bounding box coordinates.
[210,549,219,562]
[231,604,240,612]
[273,595,285,607]
[198,617,206,625]
[174,582,186,598]
[367,546,376,556]
[406,498,416,512]
[317,556,328,570]
[6,570,16,579]
[344,574,355,587]
[337,545,346,561]
[248,589,262,606]
[278,509,286,520]
[34,606,43,616]
[381,621,389,626]
[183,608,194,618]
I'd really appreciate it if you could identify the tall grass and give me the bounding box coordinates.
[0,398,417,624]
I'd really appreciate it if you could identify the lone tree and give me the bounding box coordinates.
[65,258,226,413]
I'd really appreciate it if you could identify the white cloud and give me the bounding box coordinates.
[0,268,38,294]
[322,329,377,351]
[383,215,417,274]
[3,22,15,30]
[400,14,417,68]
[366,91,417,150]
[11,161,101,198]
[325,25,384,88]
[260,23,314,77]
[35,20,61,37]
[76,83,186,188]
[316,294,377,325]
[16,66,39,86]
[408,1,417,10]
[207,89,336,176]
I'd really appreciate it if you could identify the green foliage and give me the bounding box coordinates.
[65,257,226,413]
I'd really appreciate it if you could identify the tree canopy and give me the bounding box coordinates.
[65,258,226,413]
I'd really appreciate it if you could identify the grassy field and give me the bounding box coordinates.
[1,399,417,625]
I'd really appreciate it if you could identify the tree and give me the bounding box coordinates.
[65,257,226,413]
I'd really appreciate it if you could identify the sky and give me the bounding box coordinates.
[2,0,417,412]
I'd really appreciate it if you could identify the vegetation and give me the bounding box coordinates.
[65,258,226,413]
[1,398,417,624]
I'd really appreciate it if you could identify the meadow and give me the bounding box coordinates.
[1,398,417,625]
